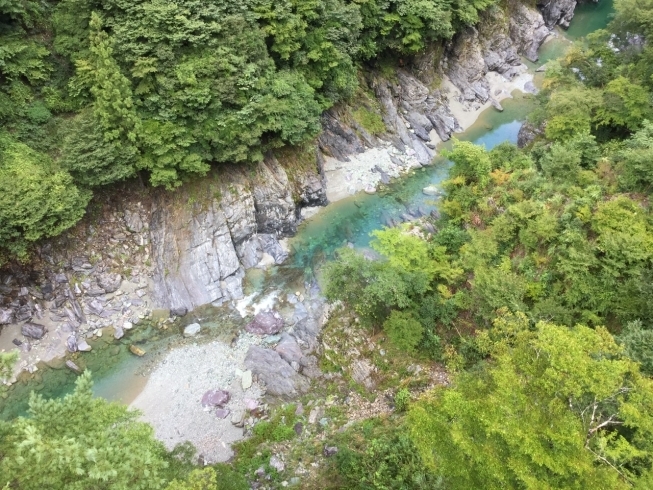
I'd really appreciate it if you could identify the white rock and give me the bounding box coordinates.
[270,455,285,473]
[123,321,134,330]
[95,328,103,338]
[242,370,253,390]
[77,339,92,352]
[422,185,440,196]
[184,323,201,337]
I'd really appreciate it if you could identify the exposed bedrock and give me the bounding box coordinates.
[150,155,326,311]
[539,0,581,29]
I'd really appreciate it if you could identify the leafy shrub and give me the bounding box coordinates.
[619,320,653,375]
[334,422,441,489]
[384,310,424,352]
[394,388,410,412]
[352,107,386,135]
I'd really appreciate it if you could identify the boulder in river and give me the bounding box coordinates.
[113,325,124,340]
[201,389,230,408]
[130,345,145,356]
[183,323,201,337]
[21,322,46,340]
[422,185,440,196]
[245,311,284,335]
[171,306,188,317]
[77,339,92,352]
[66,360,82,374]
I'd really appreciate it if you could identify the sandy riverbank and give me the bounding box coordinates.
[130,333,265,463]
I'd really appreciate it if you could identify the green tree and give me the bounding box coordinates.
[0,371,171,489]
[383,310,424,352]
[443,139,492,186]
[596,76,652,132]
[408,313,653,489]
[544,86,601,141]
[0,135,90,261]
[619,320,653,376]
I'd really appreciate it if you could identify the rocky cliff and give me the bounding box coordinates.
[0,1,577,377]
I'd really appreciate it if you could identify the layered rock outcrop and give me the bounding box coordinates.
[539,0,579,28]
[150,154,325,311]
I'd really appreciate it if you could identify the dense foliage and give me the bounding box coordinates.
[409,312,653,489]
[0,0,499,262]
[3,0,653,488]
[0,372,172,489]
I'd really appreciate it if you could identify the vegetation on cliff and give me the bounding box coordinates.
[0,0,498,262]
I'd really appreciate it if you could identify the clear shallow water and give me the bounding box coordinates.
[0,93,539,420]
[289,92,536,267]
[0,4,613,419]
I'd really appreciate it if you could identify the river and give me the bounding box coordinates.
[0,0,614,420]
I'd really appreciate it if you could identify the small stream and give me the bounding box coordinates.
[0,1,614,420]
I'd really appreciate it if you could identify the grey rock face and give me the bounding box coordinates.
[517,121,545,148]
[252,154,297,236]
[258,234,288,265]
[150,186,244,311]
[124,209,145,233]
[149,154,324,311]
[245,311,284,335]
[236,238,263,269]
[539,0,578,28]
[244,346,310,398]
[318,108,366,161]
[21,322,46,339]
[510,4,550,62]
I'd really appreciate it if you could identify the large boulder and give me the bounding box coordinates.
[275,333,304,365]
[539,0,577,28]
[0,307,13,325]
[245,346,310,398]
[124,209,145,233]
[21,322,46,340]
[509,4,550,62]
[97,273,122,293]
[257,234,288,265]
[245,311,284,335]
[201,389,230,408]
[183,323,201,337]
